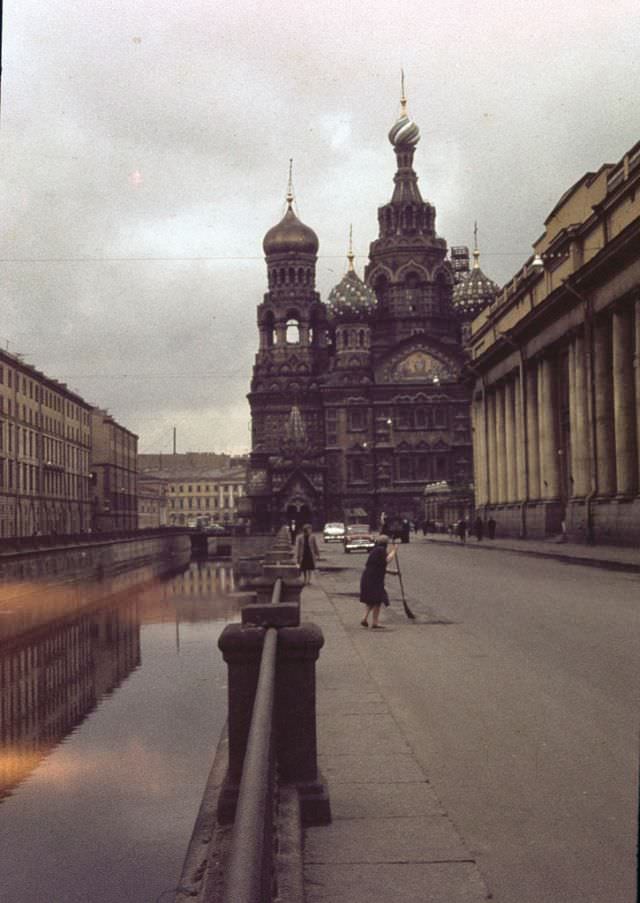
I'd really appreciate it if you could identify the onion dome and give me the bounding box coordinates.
[388,74,420,148]
[263,203,319,256]
[452,227,499,317]
[263,162,319,256]
[327,233,377,322]
[388,113,420,148]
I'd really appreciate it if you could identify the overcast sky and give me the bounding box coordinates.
[1,0,639,454]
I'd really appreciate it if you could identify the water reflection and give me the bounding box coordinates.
[0,558,242,903]
[0,599,140,802]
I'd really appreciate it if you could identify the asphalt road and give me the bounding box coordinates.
[319,537,639,903]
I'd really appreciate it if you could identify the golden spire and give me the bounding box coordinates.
[286,158,294,208]
[473,220,480,269]
[347,224,355,272]
[400,68,408,116]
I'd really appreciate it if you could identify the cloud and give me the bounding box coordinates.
[1,0,639,452]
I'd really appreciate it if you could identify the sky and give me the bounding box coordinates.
[1,0,639,454]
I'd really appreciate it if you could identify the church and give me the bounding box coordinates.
[246,89,497,533]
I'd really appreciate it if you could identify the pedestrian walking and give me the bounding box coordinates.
[487,516,496,539]
[295,524,320,584]
[474,515,484,541]
[359,535,397,629]
[457,518,467,544]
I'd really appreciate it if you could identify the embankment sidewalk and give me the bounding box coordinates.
[419,532,640,572]
[300,578,490,903]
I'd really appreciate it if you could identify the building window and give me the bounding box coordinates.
[348,407,366,431]
[414,407,430,429]
[396,407,413,430]
[347,456,367,484]
[415,455,431,480]
[433,407,448,429]
[397,456,413,481]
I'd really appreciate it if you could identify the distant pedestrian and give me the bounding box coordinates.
[474,516,484,541]
[457,518,467,544]
[487,517,496,540]
[359,536,397,629]
[295,524,319,585]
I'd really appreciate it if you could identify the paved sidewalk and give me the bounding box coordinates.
[301,578,490,903]
[419,532,640,572]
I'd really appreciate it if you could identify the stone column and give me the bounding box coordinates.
[495,384,506,503]
[572,332,590,497]
[568,338,578,497]
[526,363,541,501]
[612,305,637,496]
[635,299,640,488]
[504,378,517,502]
[472,395,487,506]
[487,390,498,505]
[538,356,560,499]
[514,370,525,501]
[593,314,616,496]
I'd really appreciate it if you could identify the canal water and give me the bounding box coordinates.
[0,557,242,903]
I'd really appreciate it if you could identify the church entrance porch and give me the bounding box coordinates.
[285,502,313,538]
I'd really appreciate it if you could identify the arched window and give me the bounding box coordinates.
[286,318,301,344]
[358,329,365,347]
[297,267,304,284]
[264,311,276,347]
[374,274,389,306]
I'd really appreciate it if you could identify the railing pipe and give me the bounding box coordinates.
[222,627,278,903]
[271,577,282,606]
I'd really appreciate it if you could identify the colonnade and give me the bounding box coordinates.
[473,297,640,519]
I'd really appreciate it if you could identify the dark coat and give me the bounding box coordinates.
[359,545,390,607]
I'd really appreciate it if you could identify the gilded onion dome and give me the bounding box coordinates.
[263,162,319,256]
[452,227,499,317]
[327,234,377,322]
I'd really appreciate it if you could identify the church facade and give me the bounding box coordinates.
[246,93,494,532]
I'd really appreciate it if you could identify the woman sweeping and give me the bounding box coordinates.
[295,523,320,585]
[359,535,397,628]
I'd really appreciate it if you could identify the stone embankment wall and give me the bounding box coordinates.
[0,530,192,592]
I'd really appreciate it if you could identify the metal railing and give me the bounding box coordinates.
[222,626,278,903]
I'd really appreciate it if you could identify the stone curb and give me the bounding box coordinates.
[422,536,640,573]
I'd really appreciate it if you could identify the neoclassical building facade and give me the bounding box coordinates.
[247,92,493,532]
[469,139,640,543]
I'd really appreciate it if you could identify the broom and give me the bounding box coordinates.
[387,543,416,620]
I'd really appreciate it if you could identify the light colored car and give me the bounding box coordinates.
[343,524,375,553]
[323,522,345,542]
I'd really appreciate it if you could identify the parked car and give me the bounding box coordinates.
[323,522,345,542]
[343,524,375,553]
[206,523,228,535]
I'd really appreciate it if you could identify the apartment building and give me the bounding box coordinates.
[0,351,92,537]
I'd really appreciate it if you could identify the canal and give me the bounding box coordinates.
[0,555,242,903]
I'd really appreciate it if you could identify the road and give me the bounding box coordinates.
[318,537,639,903]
